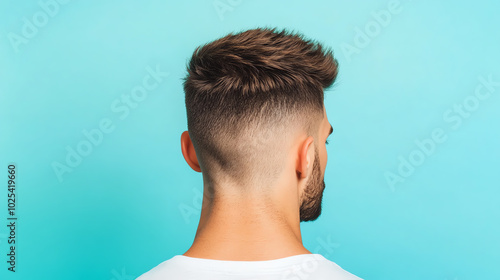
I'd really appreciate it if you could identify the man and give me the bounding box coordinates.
[137,27,363,279]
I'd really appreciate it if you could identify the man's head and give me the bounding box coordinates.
[180,27,338,222]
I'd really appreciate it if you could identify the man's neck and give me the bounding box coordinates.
[183,195,311,261]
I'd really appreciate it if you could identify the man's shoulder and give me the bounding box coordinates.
[135,254,363,280]
[296,254,363,279]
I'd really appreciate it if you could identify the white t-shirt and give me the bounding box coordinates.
[136,253,363,280]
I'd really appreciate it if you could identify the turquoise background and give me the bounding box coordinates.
[1,0,499,279]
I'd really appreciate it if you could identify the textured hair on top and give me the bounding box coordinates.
[183,27,339,188]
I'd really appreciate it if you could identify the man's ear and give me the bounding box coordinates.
[181,131,201,172]
[296,136,315,180]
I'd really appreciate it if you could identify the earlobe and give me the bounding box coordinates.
[180,131,202,172]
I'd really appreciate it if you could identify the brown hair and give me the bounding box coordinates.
[183,27,338,187]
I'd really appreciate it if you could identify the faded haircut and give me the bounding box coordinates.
[183,27,338,189]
